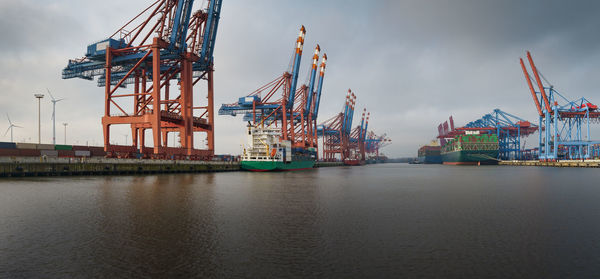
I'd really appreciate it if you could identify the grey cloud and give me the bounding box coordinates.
[2,0,600,157]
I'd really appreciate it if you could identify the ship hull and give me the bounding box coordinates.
[343,159,365,166]
[417,155,442,164]
[241,159,315,171]
[441,150,499,165]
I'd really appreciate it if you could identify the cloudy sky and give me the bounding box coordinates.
[1,0,599,157]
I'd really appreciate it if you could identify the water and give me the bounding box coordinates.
[1,164,600,278]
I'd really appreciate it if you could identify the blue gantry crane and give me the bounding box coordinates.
[520,51,600,161]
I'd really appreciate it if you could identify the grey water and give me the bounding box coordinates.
[1,164,600,278]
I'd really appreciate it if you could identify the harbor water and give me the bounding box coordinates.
[1,164,600,278]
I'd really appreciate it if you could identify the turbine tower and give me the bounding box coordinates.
[4,114,22,142]
[47,88,64,145]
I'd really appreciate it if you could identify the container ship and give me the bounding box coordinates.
[441,132,499,165]
[344,149,365,166]
[417,141,442,164]
[240,126,316,171]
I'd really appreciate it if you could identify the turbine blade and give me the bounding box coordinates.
[14,125,23,128]
[3,127,9,137]
[47,88,56,101]
[6,113,11,125]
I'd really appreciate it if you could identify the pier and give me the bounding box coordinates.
[500,160,600,168]
[0,157,353,177]
[0,157,239,177]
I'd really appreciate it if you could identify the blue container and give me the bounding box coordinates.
[0,142,17,149]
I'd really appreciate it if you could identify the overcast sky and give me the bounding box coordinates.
[1,0,600,157]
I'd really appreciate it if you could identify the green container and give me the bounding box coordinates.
[54,145,73,151]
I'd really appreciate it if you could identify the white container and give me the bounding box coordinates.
[36,144,55,150]
[75,150,91,157]
[16,143,37,149]
[40,150,58,157]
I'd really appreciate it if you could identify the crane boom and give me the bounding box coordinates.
[520,57,543,116]
[305,45,320,113]
[287,26,306,109]
[313,54,327,118]
[199,0,223,67]
[526,51,552,113]
[169,0,195,52]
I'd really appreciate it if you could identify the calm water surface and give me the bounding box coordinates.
[1,164,600,278]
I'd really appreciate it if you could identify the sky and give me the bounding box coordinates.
[1,0,600,157]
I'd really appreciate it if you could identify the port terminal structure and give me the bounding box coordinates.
[317,91,390,162]
[437,111,538,161]
[365,131,391,160]
[62,0,223,160]
[219,26,326,153]
[317,90,356,162]
[520,51,600,161]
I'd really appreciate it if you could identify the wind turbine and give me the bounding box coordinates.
[47,88,64,145]
[4,114,23,142]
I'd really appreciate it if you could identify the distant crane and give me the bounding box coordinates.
[47,88,64,145]
[365,131,391,160]
[317,90,357,161]
[4,114,22,142]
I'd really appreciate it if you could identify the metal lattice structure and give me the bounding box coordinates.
[317,90,355,161]
[218,26,327,151]
[520,51,600,161]
[63,0,223,159]
[318,91,389,162]
[365,131,391,160]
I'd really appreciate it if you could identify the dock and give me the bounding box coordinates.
[500,160,600,168]
[0,157,351,177]
[0,157,240,177]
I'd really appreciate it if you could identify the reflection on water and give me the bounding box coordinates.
[1,164,600,277]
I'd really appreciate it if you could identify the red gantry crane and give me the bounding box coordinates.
[63,0,223,160]
[317,90,355,162]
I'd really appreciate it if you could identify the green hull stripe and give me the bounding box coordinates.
[441,150,499,163]
[241,160,315,171]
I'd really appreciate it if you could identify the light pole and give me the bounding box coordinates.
[34,93,44,144]
[63,123,68,144]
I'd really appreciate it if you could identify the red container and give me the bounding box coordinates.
[72,145,90,151]
[0,148,20,156]
[58,150,75,157]
[91,150,107,157]
[88,147,105,153]
[18,149,41,156]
